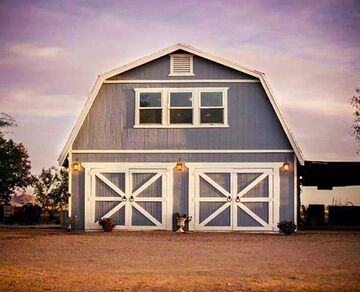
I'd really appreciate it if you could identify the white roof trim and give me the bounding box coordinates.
[58,43,304,166]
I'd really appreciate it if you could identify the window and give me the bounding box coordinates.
[135,88,228,128]
[138,91,162,124]
[200,92,224,124]
[169,91,193,124]
[169,54,194,76]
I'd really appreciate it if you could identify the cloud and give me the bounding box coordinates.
[281,98,352,117]
[6,43,66,58]
[0,0,360,171]
[0,88,84,118]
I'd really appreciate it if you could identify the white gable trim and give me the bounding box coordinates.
[100,43,260,80]
[258,74,304,165]
[103,79,260,84]
[58,43,304,166]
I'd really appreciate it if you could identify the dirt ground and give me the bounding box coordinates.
[0,229,359,291]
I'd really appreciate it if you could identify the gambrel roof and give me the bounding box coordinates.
[58,43,304,165]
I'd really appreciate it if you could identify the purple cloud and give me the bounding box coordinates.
[0,0,359,172]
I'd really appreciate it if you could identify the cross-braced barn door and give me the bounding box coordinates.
[89,171,127,229]
[84,164,173,230]
[189,164,280,231]
[233,169,275,231]
[130,170,166,228]
[194,171,233,231]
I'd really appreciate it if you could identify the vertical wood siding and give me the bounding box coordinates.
[173,168,189,230]
[73,82,291,150]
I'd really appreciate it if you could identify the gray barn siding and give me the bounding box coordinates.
[71,170,85,230]
[73,82,291,150]
[69,52,295,230]
[108,54,257,80]
[70,153,295,230]
[173,169,189,230]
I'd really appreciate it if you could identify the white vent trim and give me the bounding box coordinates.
[169,54,194,76]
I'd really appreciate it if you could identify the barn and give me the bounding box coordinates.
[58,43,304,231]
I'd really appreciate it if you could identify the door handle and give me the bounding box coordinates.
[129,196,134,202]
[235,196,240,203]
[227,196,232,202]
[122,196,127,202]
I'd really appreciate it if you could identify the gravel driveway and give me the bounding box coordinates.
[0,229,359,291]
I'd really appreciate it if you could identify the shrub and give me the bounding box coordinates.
[277,220,297,235]
[99,218,116,232]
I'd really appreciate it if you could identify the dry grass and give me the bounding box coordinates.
[0,229,359,291]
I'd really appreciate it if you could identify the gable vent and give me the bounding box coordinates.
[170,54,194,76]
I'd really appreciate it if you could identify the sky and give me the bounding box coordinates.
[0,0,360,174]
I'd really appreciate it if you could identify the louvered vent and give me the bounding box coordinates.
[170,54,194,75]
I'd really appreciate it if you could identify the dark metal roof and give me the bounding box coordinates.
[299,161,360,188]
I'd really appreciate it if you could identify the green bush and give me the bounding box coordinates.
[277,220,297,235]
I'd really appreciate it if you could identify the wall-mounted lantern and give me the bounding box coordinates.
[282,161,291,172]
[72,161,81,172]
[176,158,185,172]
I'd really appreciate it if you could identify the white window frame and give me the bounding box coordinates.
[199,89,227,126]
[135,88,165,126]
[169,54,195,76]
[134,87,229,128]
[168,89,194,125]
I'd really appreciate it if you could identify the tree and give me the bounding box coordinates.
[350,88,360,143]
[0,112,17,131]
[32,167,70,220]
[0,114,32,205]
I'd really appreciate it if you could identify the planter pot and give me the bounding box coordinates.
[176,217,187,233]
[99,218,116,232]
[102,227,113,232]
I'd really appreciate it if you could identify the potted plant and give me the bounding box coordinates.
[277,220,297,235]
[65,215,77,231]
[99,217,116,232]
[175,213,192,233]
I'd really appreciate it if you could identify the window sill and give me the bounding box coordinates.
[134,124,229,129]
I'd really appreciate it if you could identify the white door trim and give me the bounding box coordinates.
[83,162,175,230]
[188,162,282,231]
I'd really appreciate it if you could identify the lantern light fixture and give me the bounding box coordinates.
[176,158,185,172]
[72,161,81,172]
[282,161,290,172]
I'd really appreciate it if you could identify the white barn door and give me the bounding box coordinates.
[84,163,174,230]
[233,169,276,231]
[193,171,233,231]
[188,163,281,231]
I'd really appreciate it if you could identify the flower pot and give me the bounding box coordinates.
[99,218,116,232]
[103,226,113,232]
[176,217,187,233]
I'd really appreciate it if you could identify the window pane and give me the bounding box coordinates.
[139,109,162,124]
[170,92,192,107]
[200,109,223,124]
[201,92,223,107]
[170,109,193,124]
[140,92,161,107]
